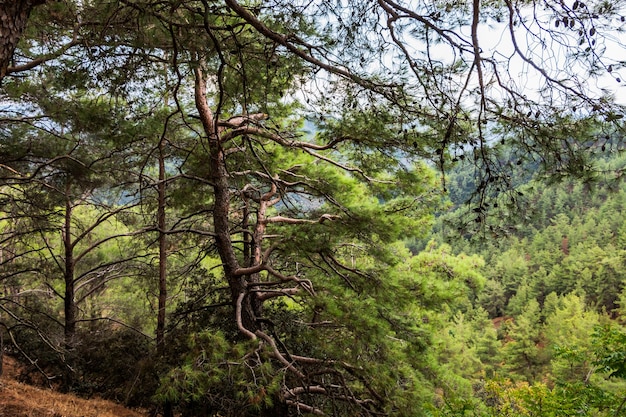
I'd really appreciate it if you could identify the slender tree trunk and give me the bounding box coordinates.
[62,190,77,390]
[63,193,76,349]
[156,136,167,353]
[0,329,3,378]
[0,0,46,80]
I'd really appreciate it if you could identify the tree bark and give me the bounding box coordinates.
[0,0,46,80]
[63,191,76,350]
[155,135,167,353]
[0,329,3,378]
[193,67,262,336]
[61,188,77,389]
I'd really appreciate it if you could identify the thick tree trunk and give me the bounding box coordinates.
[0,0,45,80]
[193,67,262,336]
[211,122,261,334]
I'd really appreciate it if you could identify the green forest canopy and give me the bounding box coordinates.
[1,0,626,416]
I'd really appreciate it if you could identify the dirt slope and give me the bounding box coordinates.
[0,356,149,417]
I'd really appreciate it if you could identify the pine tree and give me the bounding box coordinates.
[3,0,626,414]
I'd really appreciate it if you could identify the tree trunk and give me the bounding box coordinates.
[213,135,262,333]
[63,194,76,349]
[156,135,167,353]
[0,0,46,80]
[62,192,77,390]
[193,67,262,336]
[0,329,3,378]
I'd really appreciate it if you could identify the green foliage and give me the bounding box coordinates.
[433,149,626,415]
[592,324,626,380]
[481,378,619,417]
[500,299,548,382]
[545,293,600,383]
[3,0,626,415]
[156,331,283,417]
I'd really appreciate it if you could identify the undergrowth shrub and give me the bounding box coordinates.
[155,330,287,417]
[72,325,158,406]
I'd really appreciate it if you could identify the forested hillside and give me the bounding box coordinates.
[415,152,626,416]
[1,1,626,416]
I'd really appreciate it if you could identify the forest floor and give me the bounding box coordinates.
[0,355,148,417]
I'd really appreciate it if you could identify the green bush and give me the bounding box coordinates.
[155,330,286,417]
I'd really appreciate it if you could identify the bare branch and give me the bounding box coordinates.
[255,287,300,301]
[254,329,305,378]
[264,265,316,297]
[284,399,325,415]
[235,292,257,340]
[6,39,81,75]
[264,214,340,225]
